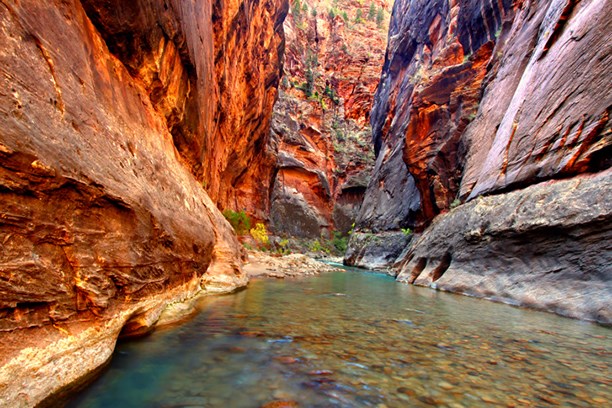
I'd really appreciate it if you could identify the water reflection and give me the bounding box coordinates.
[69,271,611,407]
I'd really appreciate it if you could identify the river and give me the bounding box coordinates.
[68,269,610,407]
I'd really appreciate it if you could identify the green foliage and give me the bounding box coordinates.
[328,7,337,19]
[401,227,412,236]
[341,11,348,22]
[450,199,461,209]
[292,0,301,17]
[301,49,318,98]
[368,2,376,20]
[309,239,324,253]
[277,238,291,255]
[222,210,251,235]
[376,7,384,27]
[354,9,363,23]
[311,8,317,17]
[324,85,340,105]
[304,67,315,97]
[302,2,308,12]
[250,223,270,246]
[331,231,348,253]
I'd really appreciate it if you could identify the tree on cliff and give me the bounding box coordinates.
[355,9,363,23]
[368,3,376,20]
[376,7,384,27]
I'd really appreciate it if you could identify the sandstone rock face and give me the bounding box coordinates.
[350,0,611,321]
[0,0,284,405]
[344,231,411,272]
[268,0,391,237]
[396,171,612,324]
[365,0,514,229]
[208,0,288,219]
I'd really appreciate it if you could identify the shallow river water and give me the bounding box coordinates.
[69,270,610,407]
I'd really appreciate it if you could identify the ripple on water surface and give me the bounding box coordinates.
[69,270,611,407]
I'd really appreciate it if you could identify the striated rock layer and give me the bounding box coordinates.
[348,0,611,322]
[0,0,286,405]
[397,171,612,324]
[268,0,391,237]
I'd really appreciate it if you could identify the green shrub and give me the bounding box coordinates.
[450,199,461,209]
[222,209,251,235]
[354,9,363,23]
[277,238,291,255]
[401,227,412,236]
[309,239,323,252]
[332,231,348,252]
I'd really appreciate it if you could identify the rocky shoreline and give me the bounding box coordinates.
[346,171,612,325]
[0,252,343,407]
[244,250,344,279]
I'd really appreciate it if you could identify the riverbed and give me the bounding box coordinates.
[68,270,610,407]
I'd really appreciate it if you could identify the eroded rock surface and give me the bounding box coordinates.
[349,0,611,321]
[268,0,391,237]
[344,231,411,272]
[0,0,285,405]
[396,171,612,324]
[360,0,610,229]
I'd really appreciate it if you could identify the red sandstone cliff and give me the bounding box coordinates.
[269,0,391,237]
[0,0,286,405]
[347,0,611,323]
[360,0,610,230]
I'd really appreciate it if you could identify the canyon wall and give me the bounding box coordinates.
[348,0,611,323]
[268,0,390,237]
[0,0,286,405]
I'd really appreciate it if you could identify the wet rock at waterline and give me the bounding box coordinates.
[245,250,343,279]
[397,171,612,324]
[344,231,412,273]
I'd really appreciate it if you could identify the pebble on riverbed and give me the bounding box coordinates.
[260,400,299,408]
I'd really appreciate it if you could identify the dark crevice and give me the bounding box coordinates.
[409,257,427,284]
[431,252,452,282]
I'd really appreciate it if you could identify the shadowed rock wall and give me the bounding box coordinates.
[348,0,611,322]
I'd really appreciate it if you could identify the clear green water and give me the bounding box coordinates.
[69,270,610,408]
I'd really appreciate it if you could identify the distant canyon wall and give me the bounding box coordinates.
[0,0,286,405]
[349,0,611,323]
[268,0,391,237]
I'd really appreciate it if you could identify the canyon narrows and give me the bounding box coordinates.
[0,0,610,406]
